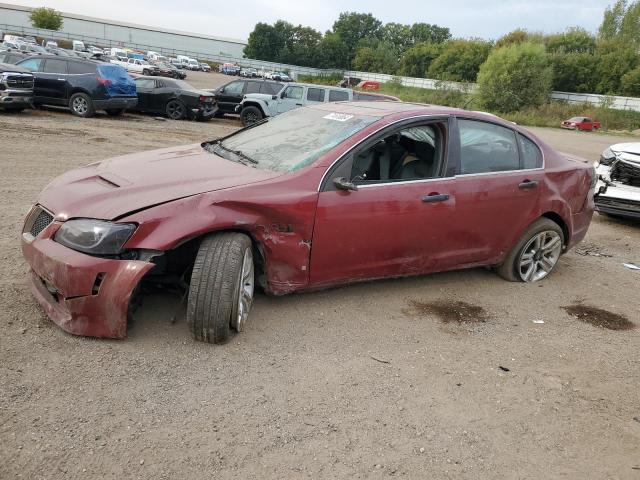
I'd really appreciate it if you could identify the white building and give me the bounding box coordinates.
[0,2,247,60]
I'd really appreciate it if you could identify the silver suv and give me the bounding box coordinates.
[237,83,353,126]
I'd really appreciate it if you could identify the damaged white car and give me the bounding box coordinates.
[594,143,640,219]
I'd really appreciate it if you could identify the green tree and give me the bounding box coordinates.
[381,22,413,54]
[549,52,598,92]
[595,40,638,94]
[477,42,552,112]
[331,12,382,62]
[427,39,492,82]
[599,0,640,46]
[621,66,640,96]
[410,23,451,44]
[353,41,398,74]
[280,26,323,66]
[546,27,596,54]
[29,7,63,30]
[398,42,443,77]
[599,0,628,40]
[316,32,350,69]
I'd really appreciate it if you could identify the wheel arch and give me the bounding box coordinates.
[69,87,91,97]
[241,101,267,116]
[540,211,569,247]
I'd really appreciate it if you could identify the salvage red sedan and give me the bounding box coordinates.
[22,102,595,343]
[561,116,601,131]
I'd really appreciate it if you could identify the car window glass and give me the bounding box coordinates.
[261,83,282,95]
[282,86,303,100]
[329,90,349,102]
[135,78,155,88]
[245,82,261,94]
[307,87,325,102]
[458,119,519,174]
[223,81,244,95]
[68,62,96,74]
[18,58,42,72]
[518,134,543,169]
[351,124,445,183]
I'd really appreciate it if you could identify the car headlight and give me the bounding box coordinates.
[54,219,136,255]
[599,147,617,166]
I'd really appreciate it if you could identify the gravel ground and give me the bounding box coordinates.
[1,94,639,480]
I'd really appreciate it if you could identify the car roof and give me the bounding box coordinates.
[20,54,102,64]
[288,82,349,90]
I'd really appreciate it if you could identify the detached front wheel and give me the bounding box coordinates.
[187,232,255,344]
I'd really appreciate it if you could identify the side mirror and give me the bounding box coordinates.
[333,177,358,192]
[272,94,277,100]
[219,87,225,93]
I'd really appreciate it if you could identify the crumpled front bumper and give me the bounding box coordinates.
[22,220,154,339]
[594,164,640,219]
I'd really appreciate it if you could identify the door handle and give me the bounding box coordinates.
[518,180,539,189]
[422,193,449,203]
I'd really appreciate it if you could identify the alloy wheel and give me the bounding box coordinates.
[517,230,562,282]
[73,97,88,115]
[166,101,184,119]
[231,247,254,332]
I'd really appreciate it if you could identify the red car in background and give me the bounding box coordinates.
[21,102,595,344]
[561,116,601,131]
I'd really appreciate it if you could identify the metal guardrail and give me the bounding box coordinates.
[3,22,640,110]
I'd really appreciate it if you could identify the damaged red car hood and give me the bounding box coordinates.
[38,144,281,220]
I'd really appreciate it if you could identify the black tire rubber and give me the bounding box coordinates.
[165,99,186,120]
[69,92,95,118]
[187,232,253,344]
[496,218,564,282]
[240,105,263,126]
[105,108,125,116]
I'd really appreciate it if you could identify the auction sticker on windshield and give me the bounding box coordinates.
[323,113,354,122]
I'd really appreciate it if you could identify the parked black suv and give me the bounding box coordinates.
[0,62,34,112]
[211,79,283,115]
[16,55,137,117]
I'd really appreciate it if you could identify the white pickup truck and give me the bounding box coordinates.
[111,57,159,76]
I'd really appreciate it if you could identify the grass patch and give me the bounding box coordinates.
[299,74,640,132]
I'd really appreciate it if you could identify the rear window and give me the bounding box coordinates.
[68,62,96,74]
[328,90,349,102]
[43,59,67,74]
[518,134,543,169]
[307,87,325,102]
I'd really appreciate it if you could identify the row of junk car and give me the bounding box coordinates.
[1,35,639,222]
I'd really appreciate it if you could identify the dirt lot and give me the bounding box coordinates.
[1,93,639,479]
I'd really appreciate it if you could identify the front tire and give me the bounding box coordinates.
[69,93,95,118]
[240,105,263,126]
[187,233,255,344]
[496,218,564,282]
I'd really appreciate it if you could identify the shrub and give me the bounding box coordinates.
[29,7,63,30]
[477,42,552,112]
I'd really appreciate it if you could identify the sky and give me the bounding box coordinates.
[5,0,610,42]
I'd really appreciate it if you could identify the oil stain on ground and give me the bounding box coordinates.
[406,300,489,324]
[562,304,635,331]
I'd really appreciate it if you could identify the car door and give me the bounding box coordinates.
[150,79,174,111]
[133,78,156,111]
[445,117,544,266]
[276,85,304,113]
[582,117,593,130]
[39,58,69,105]
[16,57,44,99]
[216,80,245,112]
[309,118,458,285]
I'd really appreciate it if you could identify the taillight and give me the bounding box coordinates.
[97,77,112,86]
[199,95,212,103]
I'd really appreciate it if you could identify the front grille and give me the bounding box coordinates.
[611,160,640,187]
[5,74,34,90]
[24,206,54,238]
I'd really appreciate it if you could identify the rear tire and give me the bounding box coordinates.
[165,99,186,120]
[105,108,125,116]
[187,233,254,344]
[69,92,95,118]
[240,105,263,126]
[496,218,564,282]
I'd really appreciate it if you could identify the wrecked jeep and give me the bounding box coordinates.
[594,143,640,219]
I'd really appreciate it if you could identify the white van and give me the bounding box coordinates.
[110,47,128,60]
[147,51,167,62]
[72,40,85,51]
[188,58,200,70]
